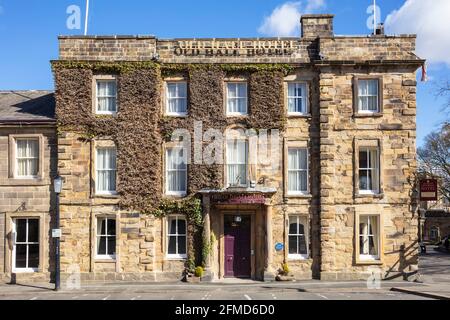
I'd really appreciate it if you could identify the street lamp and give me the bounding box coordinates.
[54,176,63,291]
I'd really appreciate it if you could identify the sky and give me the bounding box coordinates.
[0,0,448,147]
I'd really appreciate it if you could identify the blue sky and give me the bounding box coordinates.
[0,0,448,146]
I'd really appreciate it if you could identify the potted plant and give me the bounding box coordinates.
[276,263,294,281]
[184,260,204,283]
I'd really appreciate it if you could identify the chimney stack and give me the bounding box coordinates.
[301,14,334,38]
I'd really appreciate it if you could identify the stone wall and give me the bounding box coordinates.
[0,126,57,281]
[59,36,157,61]
[319,66,418,280]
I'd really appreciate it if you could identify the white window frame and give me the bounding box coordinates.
[357,79,379,114]
[288,215,309,260]
[15,138,39,179]
[226,138,249,187]
[166,215,187,259]
[287,82,308,115]
[165,81,188,116]
[287,147,309,196]
[165,147,188,197]
[95,79,118,115]
[358,147,380,195]
[226,82,248,116]
[96,217,117,260]
[12,218,40,273]
[95,146,117,196]
[358,215,380,261]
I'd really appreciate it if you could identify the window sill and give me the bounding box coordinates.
[95,112,118,116]
[94,192,119,199]
[288,255,310,261]
[95,257,117,263]
[287,113,311,118]
[285,193,312,199]
[355,192,384,199]
[3,178,48,186]
[226,113,248,118]
[165,193,187,198]
[165,256,187,261]
[12,268,39,273]
[353,113,383,118]
[165,113,188,118]
[356,259,383,265]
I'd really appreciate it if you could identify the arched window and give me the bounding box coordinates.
[288,216,308,259]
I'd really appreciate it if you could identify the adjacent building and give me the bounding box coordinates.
[1,14,424,284]
[0,91,56,283]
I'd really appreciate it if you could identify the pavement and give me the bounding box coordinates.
[0,279,433,300]
[391,245,450,300]
[0,245,448,300]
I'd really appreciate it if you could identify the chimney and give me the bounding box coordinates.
[300,14,334,38]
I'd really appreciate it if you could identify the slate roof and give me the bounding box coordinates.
[0,90,55,124]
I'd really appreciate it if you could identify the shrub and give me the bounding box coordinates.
[282,263,290,275]
[195,266,204,278]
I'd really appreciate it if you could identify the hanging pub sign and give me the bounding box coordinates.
[419,179,438,201]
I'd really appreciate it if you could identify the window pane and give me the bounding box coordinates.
[299,235,307,254]
[107,219,116,236]
[288,236,298,254]
[16,219,27,243]
[178,218,186,235]
[367,80,378,95]
[359,150,368,168]
[227,83,236,98]
[168,236,177,254]
[168,218,177,235]
[237,83,247,97]
[15,244,27,268]
[97,237,106,255]
[28,219,39,243]
[178,236,187,255]
[289,222,297,235]
[107,237,116,255]
[359,170,370,190]
[97,218,106,236]
[298,223,305,235]
[28,244,39,268]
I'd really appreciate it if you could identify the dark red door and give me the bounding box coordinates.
[224,215,251,278]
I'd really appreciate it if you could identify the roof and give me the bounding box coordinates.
[0,91,55,124]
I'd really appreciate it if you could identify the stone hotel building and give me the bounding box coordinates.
[0,14,424,283]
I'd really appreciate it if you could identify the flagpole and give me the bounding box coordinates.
[373,0,377,35]
[84,0,90,36]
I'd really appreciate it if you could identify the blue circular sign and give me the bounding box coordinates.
[275,243,284,251]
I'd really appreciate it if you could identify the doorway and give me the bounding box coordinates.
[224,215,251,278]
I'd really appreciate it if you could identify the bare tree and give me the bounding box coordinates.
[418,123,450,203]
[435,78,450,113]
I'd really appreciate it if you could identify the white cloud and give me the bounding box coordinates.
[385,0,450,66]
[305,0,325,12]
[258,0,326,37]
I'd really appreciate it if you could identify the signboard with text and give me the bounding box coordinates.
[419,179,438,201]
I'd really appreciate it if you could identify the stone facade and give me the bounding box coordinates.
[45,14,426,284]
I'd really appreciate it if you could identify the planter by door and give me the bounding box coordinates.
[224,215,251,278]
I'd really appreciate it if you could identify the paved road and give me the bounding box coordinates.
[2,247,447,301]
[0,282,432,300]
